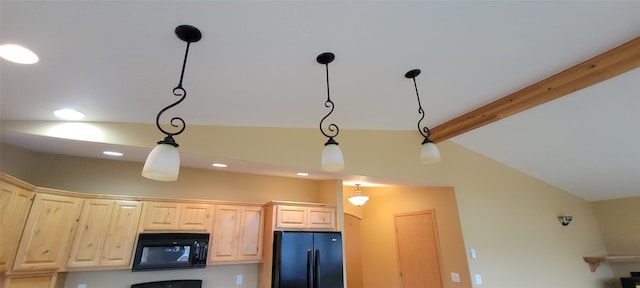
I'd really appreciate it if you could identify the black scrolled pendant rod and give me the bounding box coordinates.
[317,52,339,146]
[154,25,202,147]
[405,69,433,144]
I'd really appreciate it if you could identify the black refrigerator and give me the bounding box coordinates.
[272,231,344,288]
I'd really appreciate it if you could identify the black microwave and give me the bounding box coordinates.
[132,233,209,271]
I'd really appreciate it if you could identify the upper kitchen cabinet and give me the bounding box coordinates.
[209,205,264,264]
[12,192,82,272]
[0,176,35,273]
[67,199,142,270]
[140,201,213,231]
[273,203,336,230]
[2,273,63,288]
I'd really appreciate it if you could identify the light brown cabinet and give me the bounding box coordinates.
[209,205,264,263]
[1,273,63,288]
[140,202,213,231]
[67,199,142,270]
[100,200,143,268]
[12,193,82,272]
[0,178,35,273]
[275,205,335,230]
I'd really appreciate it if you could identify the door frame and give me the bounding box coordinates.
[393,209,445,288]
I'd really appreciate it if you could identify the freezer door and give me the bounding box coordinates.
[313,232,344,288]
[273,231,314,288]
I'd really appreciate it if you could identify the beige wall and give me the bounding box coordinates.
[359,186,470,288]
[2,146,325,204]
[443,141,615,288]
[593,196,640,278]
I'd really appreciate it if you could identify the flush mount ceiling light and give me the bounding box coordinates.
[54,108,85,120]
[405,69,441,164]
[0,44,39,64]
[317,52,344,172]
[142,25,201,181]
[348,184,369,206]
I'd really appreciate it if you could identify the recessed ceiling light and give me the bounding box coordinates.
[103,151,123,157]
[212,163,227,168]
[54,108,85,120]
[297,172,309,176]
[0,44,39,64]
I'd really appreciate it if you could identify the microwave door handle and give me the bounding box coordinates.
[195,241,201,261]
[200,242,207,261]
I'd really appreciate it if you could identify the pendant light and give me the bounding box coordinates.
[317,52,344,172]
[405,69,441,164]
[348,184,369,206]
[142,25,201,181]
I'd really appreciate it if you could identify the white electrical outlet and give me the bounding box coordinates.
[236,274,243,285]
[78,285,87,288]
[451,272,461,283]
[475,274,483,285]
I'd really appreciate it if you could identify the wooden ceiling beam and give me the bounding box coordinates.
[430,36,640,143]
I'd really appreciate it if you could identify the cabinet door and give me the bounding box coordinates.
[2,273,58,288]
[0,181,34,272]
[237,206,264,261]
[210,205,241,262]
[140,202,180,230]
[275,205,307,229]
[308,206,335,230]
[178,203,213,231]
[100,200,142,268]
[13,194,82,272]
[67,199,113,268]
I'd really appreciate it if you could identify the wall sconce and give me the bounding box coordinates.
[558,216,573,226]
[405,69,440,164]
[142,25,201,181]
[348,184,369,206]
[317,52,344,172]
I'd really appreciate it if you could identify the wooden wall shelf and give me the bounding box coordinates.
[583,255,640,272]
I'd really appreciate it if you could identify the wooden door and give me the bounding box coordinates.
[0,181,34,272]
[344,213,364,288]
[100,200,142,267]
[210,205,241,262]
[178,203,213,231]
[67,199,113,268]
[394,210,444,288]
[13,193,82,271]
[237,206,264,261]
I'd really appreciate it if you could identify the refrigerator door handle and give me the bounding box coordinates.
[307,249,313,288]
[314,249,320,288]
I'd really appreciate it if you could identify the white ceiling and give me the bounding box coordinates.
[1,1,639,201]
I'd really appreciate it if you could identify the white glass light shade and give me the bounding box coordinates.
[420,142,441,164]
[142,143,180,181]
[321,143,344,172]
[348,195,369,206]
